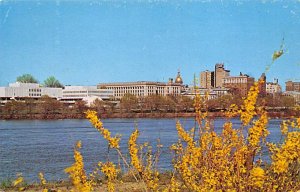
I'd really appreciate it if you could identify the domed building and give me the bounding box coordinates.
[175,71,183,84]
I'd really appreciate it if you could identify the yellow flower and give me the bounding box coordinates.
[176,121,194,147]
[240,81,260,126]
[272,49,284,61]
[297,118,300,128]
[225,104,240,118]
[13,173,25,191]
[280,120,288,135]
[128,129,143,173]
[38,172,47,185]
[65,141,93,192]
[271,131,300,174]
[249,166,265,188]
[99,161,119,192]
[170,176,180,192]
[85,110,120,148]
[248,110,269,148]
[13,174,24,186]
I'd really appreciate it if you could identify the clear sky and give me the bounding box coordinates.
[0,0,300,88]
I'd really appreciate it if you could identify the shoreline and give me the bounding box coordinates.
[0,111,296,120]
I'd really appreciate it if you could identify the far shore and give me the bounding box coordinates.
[0,110,297,120]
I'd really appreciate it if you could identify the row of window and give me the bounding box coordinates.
[63,91,113,94]
[63,95,87,97]
[223,80,248,84]
[63,91,87,94]
[108,86,146,90]
[114,91,181,97]
[29,89,41,92]
[115,90,144,93]
[107,86,180,91]
[115,93,144,97]
[89,91,113,93]
[29,93,41,97]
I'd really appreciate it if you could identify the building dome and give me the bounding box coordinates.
[175,71,183,84]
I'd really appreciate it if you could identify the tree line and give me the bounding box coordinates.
[0,96,87,119]
[93,93,297,115]
[0,93,297,119]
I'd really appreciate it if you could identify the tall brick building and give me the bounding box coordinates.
[286,81,300,92]
[222,74,255,97]
[200,70,214,88]
[258,73,266,96]
[214,63,230,88]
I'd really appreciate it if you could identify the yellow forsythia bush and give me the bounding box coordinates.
[64,80,300,192]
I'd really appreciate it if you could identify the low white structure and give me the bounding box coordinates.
[283,91,300,105]
[182,87,229,100]
[0,82,62,100]
[0,83,114,106]
[61,86,113,103]
[266,79,282,94]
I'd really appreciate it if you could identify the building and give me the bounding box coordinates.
[0,82,62,102]
[214,63,230,88]
[98,81,183,99]
[285,81,300,92]
[283,91,300,105]
[200,70,214,88]
[222,74,255,97]
[98,72,184,99]
[258,73,267,96]
[200,63,229,88]
[175,71,183,84]
[182,87,229,100]
[213,87,231,98]
[0,82,114,106]
[61,86,114,103]
[266,79,282,94]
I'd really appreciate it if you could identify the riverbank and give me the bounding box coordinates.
[0,110,298,120]
[1,180,150,192]
[1,172,172,192]
[1,181,148,192]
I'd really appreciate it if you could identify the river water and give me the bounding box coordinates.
[0,118,283,182]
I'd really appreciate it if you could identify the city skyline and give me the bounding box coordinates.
[1,1,300,88]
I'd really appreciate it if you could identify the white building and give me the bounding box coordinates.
[182,87,229,100]
[98,81,183,99]
[283,91,300,105]
[266,79,282,94]
[61,86,114,104]
[0,82,62,101]
[97,71,184,99]
[0,83,114,106]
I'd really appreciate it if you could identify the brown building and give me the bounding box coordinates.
[214,63,230,88]
[200,70,214,88]
[286,81,300,92]
[258,73,266,96]
[222,74,255,97]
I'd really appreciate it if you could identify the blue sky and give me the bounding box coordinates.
[0,0,300,89]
